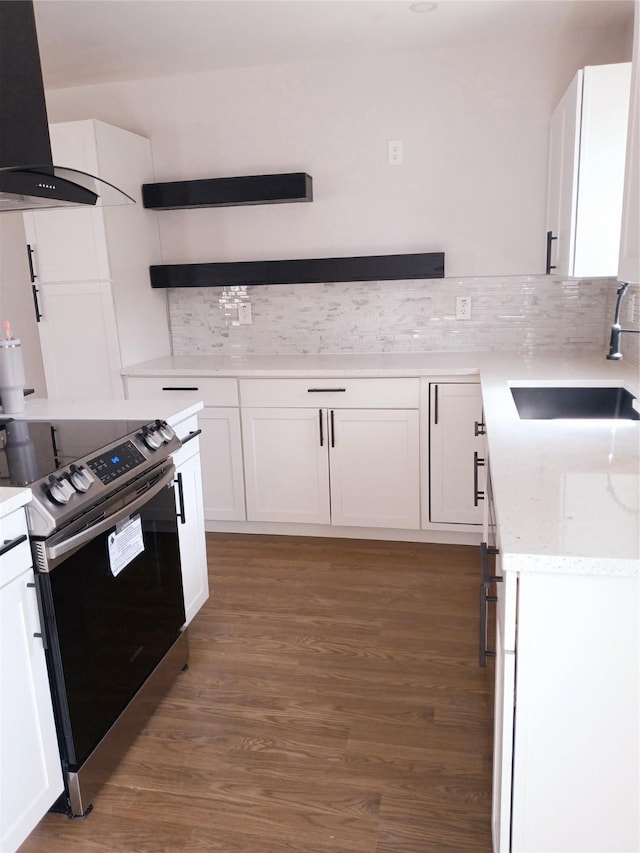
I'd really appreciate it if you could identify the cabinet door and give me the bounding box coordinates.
[198,407,246,522]
[512,572,639,852]
[36,281,124,400]
[429,383,484,525]
[1,567,64,851]
[329,408,420,529]
[242,407,330,524]
[619,10,640,285]
[546,70,582,277]
[574,63,632,277]
[23,208,110,284]
[174,440,209,625]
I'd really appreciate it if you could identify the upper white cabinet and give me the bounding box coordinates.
[0,505,64,853]
[546,62,631,278]
[426,381,485,527]
[240,378,420,530]
[23,120,171,400]
[619,6,640,285]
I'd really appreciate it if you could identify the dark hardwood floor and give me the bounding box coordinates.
[21,533,494,852]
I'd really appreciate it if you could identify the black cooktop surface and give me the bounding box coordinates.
[0,418,149,488]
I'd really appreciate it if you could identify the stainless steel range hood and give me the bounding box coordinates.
[0,1,134,212]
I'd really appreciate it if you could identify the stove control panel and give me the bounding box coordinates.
[87,440,146,485]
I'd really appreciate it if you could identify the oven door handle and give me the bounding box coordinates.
[46,466,176,564]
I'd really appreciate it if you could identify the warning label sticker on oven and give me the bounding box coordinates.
[108,514,144,577]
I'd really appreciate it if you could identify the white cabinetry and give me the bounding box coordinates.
[426,381,484,526]
[125,376,245,522]
[546,62,631,278]
[0,504,63,852]
[240,378,420,530]
[169,414,209,625]
[492,566,639,853]
[619,6,640,285]
[22,120,171,400]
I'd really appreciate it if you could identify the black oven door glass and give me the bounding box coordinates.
[40,479,185,769]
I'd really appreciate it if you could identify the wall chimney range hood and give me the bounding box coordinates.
[0,1,133,212]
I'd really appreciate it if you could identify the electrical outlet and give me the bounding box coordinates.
[238,303,252,325]
[388,140,403,166]
[456,296,471,320]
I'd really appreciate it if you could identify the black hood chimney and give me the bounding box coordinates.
[0,1,133,211]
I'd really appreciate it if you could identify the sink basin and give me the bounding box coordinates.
[510,386,640,420]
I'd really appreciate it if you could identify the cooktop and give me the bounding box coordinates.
[0,418,149,488]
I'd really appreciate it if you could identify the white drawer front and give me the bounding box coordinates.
[126,376,238,407]
[239,378,420,409]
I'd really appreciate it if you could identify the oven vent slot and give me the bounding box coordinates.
[32,541,47,572]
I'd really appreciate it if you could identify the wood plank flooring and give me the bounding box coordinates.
[20,533,494,852]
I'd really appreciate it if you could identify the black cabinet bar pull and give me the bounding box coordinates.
[175,472,186,524]
[480,541,503,585]
[26,246,42,322]
[319,409,324,447]
[26,580,48,650]
[474,420,486,437]
[307,388,346,393]
[181,428,202,446]
[26,244,37,282]
[474,451,485,506]
[162,386,199,392]
[32,284,42,323]
[433,385,439,425]
[479,542,502,667]
[545,230,557,274]
[330,409,336,447]
[479,583,498,667]
[0,533,28,557]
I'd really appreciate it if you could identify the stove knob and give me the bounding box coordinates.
[69,464,93,493]
[47,474,74,505]
[155,419,174,443]
[139,426,162,450]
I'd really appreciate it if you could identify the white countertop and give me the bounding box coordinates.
[0,487,32,520]
[4,397,203,424]
[123,349,639,576]
[2,350,638,575]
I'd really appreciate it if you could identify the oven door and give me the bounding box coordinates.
[35,462,185,770]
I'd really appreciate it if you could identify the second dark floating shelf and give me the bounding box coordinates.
[142,172,313,209]
[150,252,445,288]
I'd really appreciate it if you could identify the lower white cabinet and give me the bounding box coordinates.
[427,381,485,525]
[241,405,420,529]
[493,567,639,852]
[0,507,63,853]
[170,417,209,625]
[125,376,246,523]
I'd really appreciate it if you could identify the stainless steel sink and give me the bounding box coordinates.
[510,386,640,420]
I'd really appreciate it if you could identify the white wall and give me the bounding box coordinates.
[45,24,630,279]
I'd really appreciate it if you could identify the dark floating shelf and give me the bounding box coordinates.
[149,252,445,288]
[142,172,313,210]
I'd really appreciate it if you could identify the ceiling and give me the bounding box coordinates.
[33,0,634,90]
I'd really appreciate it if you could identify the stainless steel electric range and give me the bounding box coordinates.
[0,416,189,817]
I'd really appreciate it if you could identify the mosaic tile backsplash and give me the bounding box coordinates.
[168,275,638,365]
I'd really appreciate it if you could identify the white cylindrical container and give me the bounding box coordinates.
[0,338,26,414]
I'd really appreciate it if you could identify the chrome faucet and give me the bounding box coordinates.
[606,282,640,360]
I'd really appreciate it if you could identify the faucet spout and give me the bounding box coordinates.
[606,282,640,360]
